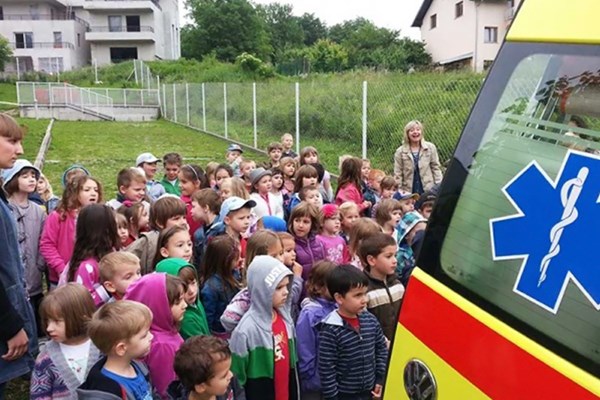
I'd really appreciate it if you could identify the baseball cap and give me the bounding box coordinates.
[136,153,160,166]
[227,144,244,154]
[249,167,272,187]
[1,159,40,188]
[414,191,437,211]
[322,203,339,219]
[219,196,257,221]
[393,190,420,202]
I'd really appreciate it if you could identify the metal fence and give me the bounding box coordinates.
[160,76,483,173]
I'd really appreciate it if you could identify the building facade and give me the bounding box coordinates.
[0,0,180,74]
[412,0,522,72]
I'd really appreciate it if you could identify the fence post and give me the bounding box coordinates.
[295,82,300,154]
[362,81,368,159]
[16,82,20,105]
[147,66,151,89]
[202,83,206,131]
[186,83,190,126]
[253,82,257,149]
[162,84,167,119]
[123,89,127,107]
[141,89,144,106]
[173,84,177,123]
[49,83,53,107]
[223,83,228,139]
[140,62,144,87]
[134,60,139,85]
[157,75,161,111]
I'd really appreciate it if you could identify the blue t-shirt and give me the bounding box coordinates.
[101,362,152,400]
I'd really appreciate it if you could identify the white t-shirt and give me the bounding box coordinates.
[60,339,91,383]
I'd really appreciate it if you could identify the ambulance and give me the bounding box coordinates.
[384,0,600,398]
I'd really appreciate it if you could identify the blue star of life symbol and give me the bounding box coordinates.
[490,150,600,314]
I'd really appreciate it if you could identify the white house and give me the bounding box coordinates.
[412,0,522,72]
[0,0,180,74]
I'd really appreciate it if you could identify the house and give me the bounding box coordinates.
[412,0,522,72]
[0,0,180,74]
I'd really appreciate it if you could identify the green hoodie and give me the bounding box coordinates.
[155,258,210,338]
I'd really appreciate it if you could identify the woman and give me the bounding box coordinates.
[393,120,443,194]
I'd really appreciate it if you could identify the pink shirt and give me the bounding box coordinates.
[316,234,346,264]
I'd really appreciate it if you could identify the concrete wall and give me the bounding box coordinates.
[91,42,155,66]
[20,105,159,121]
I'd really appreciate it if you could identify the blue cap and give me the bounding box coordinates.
[1,159,40,188]
[227,144,243,153]
[219,196,256,221]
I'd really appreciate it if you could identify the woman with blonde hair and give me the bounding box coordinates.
[393,120,443,194]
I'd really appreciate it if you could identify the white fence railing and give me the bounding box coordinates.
[88,87,160,107]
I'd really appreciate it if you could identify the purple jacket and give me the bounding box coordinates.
[294,234,325,283]
[296,297,337,392]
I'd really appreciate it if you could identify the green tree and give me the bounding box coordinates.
[0,35,12,71]
[308,39,348,73]
[298,13,328,46]
[256,3,304,63]
[184,0,271,62]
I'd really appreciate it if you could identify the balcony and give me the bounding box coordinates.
[86,25,155,42]
[0,13,89,26]
[83,0,160,12]
[10,42,75,50]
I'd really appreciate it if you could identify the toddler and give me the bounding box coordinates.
[338,201,360,244]
[99,252,142,301]
[316,204,346,264]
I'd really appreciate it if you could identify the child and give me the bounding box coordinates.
[396,211,427,286]
[346,218,382,269]
[161,152,182,196]
[124,273,188,398]
[107,167,148,210]
[367,169,386,204]
[299,146,333,201]
[280,156,296,196]
[318,265,388,400]
[126,196,188,274]
[31,283,100,399]
[359,233,404,341]
[239,159,256,193]
[78,300,154,399]
[281,132,297,159]
[200,235,242,338]
[153,225,194,267]
[380,176,398,200]
[61,164,90,188]
[214,163,234,191]
[230,255,300,400]
[168,335,245,400]
[115,212,130,247]
[414,190,437,219]
[393,190,419,214]
[296,261,336,400]
[156,258,210,338]
[37,173,60,214]
[118,201,150,247]
[249,167,284,219]
[179,164,207,238]
[374,199,403,237]
[298,186,322,208]
[289,202,325,284]
[41,175,102,288]
[62,204,119,307]
[337,201,359,244]
[191,188,224,266]
[335,157,370,216]
[288,165,319,212]
[226,144,244,177]
[270,167,285,215]
[219,177,249,201]
[219,196,256,261]
[136,152,166,202]
[205,162,220,190]
[2,160,47,336]
[316,204,346,265]
[99,252,142,301]
[264,142,283,169]
[360,159,371,188]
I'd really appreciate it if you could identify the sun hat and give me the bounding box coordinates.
[1,159,40,188]
[249,167,272,188]
[397,211,427,244]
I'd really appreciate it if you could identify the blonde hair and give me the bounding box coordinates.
[88,300,152,354]
[280,157,296,169]
[99,252,140,283]
[245,230,282,268]
[402,120,424,145]
[222,177,249,199]
[38,174,55,202]
[348,218,382,257]
[338,201,360,218]
[281,132,293,141]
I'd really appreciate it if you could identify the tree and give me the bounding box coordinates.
[308,39,348,73]
[0,35,12,71]
[256,3,304,63]
[298,13,327,46]
[184,0,271,62]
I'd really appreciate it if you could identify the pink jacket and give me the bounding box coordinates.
[40,211,76,283]
[335,183,368,213]
[62,258,110,307]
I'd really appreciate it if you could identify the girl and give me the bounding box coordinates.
[346,217,382,269]
[219,177,248,201]
[338,201,360,244]
[115,212,130,248]
[200,235,242,338]
[179,164,207,238]
[214,163,234,191]
[40,175,103,288]
[280,156,296,195]
[2,160,47,337]
[37,173,60,214]
[289,202,325,284]
[335,157,371,215]
[249,168,284,219]
[30,283,100,400]
[117,201,149,247]
[205,161,219,189]
[124,273,187,399]
[270,167,285,215]
[316,204,346,264]
[296,261,337,400]
[288,164,320,213]
[153,224,193,267]
[62,204,119,307]
[299,146,333,201]
[374,199,403,237]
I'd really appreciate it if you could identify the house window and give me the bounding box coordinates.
[108,15,122,32]
[0,7,4,21]
[484,26,498,43]
[430,14,437,29]
[455,1,463,18]
[14,32,34,49]
[39,57,64,74]
[53,32,62,48]
[126,15,141,32]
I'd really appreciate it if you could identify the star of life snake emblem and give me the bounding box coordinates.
[490,150,600,314]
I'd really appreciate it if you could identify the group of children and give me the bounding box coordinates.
[2,126,440,400]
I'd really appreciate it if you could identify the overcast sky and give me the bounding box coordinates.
[179,0,423,40]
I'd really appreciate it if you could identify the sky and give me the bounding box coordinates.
[179,0,424,40]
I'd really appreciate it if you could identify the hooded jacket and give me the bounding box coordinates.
[229,255,300,400]
[155,258,210,338]
[124,273,184,399]
[364,269,404,341]
[39,210,76,283]
[77,357,152,400]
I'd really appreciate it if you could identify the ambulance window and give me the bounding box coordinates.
[439,52,600,367]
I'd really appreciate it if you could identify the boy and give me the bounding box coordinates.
[393,190,419,214]
[136,152,166,202]
[191,188,224,266]
[78,300,154,399]
[396,211,427,286]
[126,196,188,274]
[239,160,256,193]
[218,196,256,262]
[281,133,297,159]
[167,335,245,400]
[99,252,142,301]
[161,152,183,196]
[359,233,404,341]
[374,199,403,237]
[298,185,322,208]
[319,265,388,400]
[230,255,299,400]
[264,142,283,169]
[414,190,437,219]
[367,169,385,203]
[107,167,148,210]
[226,144,243,177]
